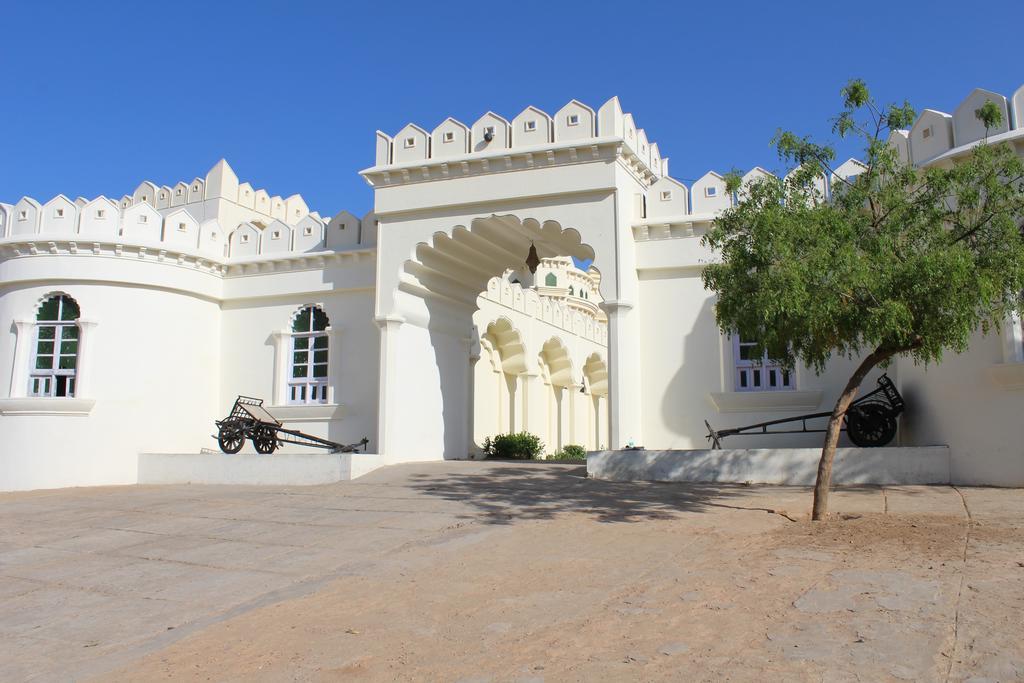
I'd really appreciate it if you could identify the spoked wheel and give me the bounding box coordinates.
[846,403,897,447]
[218,426,245,454]
[252,426,277,454]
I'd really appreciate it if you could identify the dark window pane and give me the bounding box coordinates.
[292,364,307,378]
[60,341,77,355]
[293,307,311,333]
[38,326,55,340]
[312,335,328,349]
[67,377,76,396]
[740,373,748,388]
[313,364,328,378]
[59,356,77,370]
[55,376,68,397]
[769,371,777,387]
[37,341,54,355]
[293,337,309,350]
[37,297,59,321]
[313,350,328,364]
[62,326,79,340]
[293,351,308,364]
[36,356,53,370]
[59,297,80,320]
[312,307,329,331]
[753,372,761,387]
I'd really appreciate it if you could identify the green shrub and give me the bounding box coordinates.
[548,444,587,460]
[483,432,544,460]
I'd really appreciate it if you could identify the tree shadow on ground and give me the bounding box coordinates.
[406,462,763,525]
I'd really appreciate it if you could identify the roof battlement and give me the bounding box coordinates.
[364,97,670,184]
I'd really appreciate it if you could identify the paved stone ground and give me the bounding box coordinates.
[0,461,1021,681]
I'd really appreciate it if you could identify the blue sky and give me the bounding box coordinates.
[2,0,1022,217]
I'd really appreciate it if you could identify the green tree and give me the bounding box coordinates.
[701,81,1024,520]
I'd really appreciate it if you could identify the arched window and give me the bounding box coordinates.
[289,305,329,404]
[568,285,575,296]
[30,295,80,397]
[545,273,557,287]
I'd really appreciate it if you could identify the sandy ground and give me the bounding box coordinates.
[2,461,1022,681]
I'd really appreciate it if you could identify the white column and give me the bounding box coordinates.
[9,320,34,397]
[270,328,289,405]
[375,314,405,457]
[603,300,643,448]
[73,319,98,398]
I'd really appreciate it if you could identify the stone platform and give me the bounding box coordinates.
[587,446,951,485]
[138,451,386,486]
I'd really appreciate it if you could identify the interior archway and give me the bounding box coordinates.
[378,213,608,462]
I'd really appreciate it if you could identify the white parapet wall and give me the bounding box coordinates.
[138,452,388,486]
[587,447,952,486]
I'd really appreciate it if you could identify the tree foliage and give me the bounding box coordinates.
[701,80,1024,518]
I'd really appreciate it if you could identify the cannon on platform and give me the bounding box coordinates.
[705,374,904,449]
[215,396,369,455]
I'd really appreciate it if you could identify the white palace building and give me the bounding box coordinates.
[2,89,1023,492]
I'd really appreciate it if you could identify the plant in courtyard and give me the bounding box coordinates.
[548,444,587,460]
[483,432,545,460]
[701,80,1024,520]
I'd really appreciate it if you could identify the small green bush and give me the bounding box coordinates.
[548,444,587,460]
[483,432,545,460]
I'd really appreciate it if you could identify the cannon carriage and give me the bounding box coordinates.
[705,374,905,449]
[215,396,368,455]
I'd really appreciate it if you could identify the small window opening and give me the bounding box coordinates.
[177,222,187,232]
[404,137,416,148]
[19,210,27,220]
[567,114,580,126]
[661,190,673,201]
[240,234,250,244]
[55,208,64,218]
[96,209,106,219]
[922,126,933,139]
[705,186,718,198]
[443,131,454,142]
[272,230,281,240]
[303,226,313,236]
[524,120,537,132]
[176,188,183,196]
[138,214,148,224]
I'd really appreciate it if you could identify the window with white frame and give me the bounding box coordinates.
[734,334,793,391]
[30,295,80,397]
[288,305,330,404]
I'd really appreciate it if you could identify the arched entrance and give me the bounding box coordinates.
[375,213,624,461]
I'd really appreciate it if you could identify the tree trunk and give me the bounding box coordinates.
[810,347,895,521]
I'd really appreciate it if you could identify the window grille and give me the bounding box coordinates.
[288,305,330,404]
[29,295,80,397]
[734,334,793,392]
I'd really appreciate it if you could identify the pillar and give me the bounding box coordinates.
[603,300,643,448]
[375,314,405,457]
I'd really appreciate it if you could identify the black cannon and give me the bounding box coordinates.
[705,374,904,449]
[215,396,369,455]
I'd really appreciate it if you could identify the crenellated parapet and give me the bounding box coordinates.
[364,97,667,186]
[632,83,1024,242]
[109,160,317,229]
[0,163,377,260]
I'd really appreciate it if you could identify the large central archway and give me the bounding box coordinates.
[375,213,609,461]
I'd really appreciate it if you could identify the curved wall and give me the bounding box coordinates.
[0,281,220,490]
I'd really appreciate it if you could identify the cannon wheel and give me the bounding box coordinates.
[252,426,277,454]
[217,424,245,454]
[847,403,897,447]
